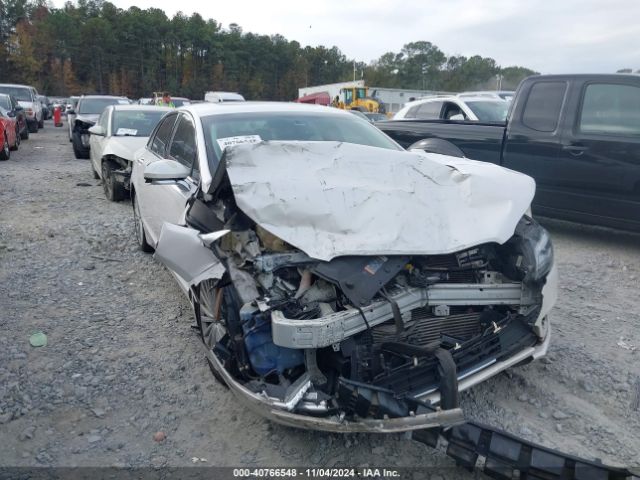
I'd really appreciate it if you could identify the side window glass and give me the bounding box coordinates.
[406,105,421,118]
[416,101,443,119]
[168,115,197,169]
[98,111,109,132]
[579,83,640,136]
[150,114,178,156]
[522,82,566,132]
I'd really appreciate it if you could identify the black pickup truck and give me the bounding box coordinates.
[377,74,640,232]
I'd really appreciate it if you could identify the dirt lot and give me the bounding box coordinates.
[0,123,638,473]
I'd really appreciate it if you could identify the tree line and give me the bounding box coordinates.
[0,0,538,100]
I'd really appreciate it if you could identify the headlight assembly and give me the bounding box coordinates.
[501,216,554,284]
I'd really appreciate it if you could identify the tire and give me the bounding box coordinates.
[28,121,38,133]
[10,128,20,151]
[38,117,44,129]
[133,194,153,253]
[20,125,29,140]
[0,135,10,160]
[101,160,126,202]
[72,131,90,159]
[195,280,232,388]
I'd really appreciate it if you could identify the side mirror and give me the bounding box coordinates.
[6,111,16,118]
[88,125,105,136]
[68,109,75,115]
[144,159,191,182]
[449,113,465,121]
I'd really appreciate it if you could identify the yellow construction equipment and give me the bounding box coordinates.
[331,86,385,113]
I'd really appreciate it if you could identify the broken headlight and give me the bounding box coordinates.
[502,216,553,284]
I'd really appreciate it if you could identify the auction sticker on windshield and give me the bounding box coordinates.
[116,128,137,136]
[217,135,261,151]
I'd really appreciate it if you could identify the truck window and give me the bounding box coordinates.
[522,82,566,132]
[579,83,640,135]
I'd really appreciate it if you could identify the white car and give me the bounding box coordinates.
[131,102,556,433]
[88,105,171,201]
[0,83,43,133]
[204,91,245,103]
[394,95,510,122]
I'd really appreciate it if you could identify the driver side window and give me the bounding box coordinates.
[168,114,198,175]
[149,114,178,157]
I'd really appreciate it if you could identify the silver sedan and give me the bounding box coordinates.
[130,102,556,433]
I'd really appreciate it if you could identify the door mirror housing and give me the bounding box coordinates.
[6,111,16,118]
[88,125,105,136]
[144,159,191,182]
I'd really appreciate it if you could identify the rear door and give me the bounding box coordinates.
[502,80,569,212]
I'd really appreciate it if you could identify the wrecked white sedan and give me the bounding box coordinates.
[88,105,172,201]
[130,102,557,432]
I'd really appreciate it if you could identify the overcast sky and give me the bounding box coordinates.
[52,0,640,73]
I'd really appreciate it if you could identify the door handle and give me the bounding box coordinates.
[562,144,589,155]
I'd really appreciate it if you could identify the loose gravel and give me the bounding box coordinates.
[0,122,638,473]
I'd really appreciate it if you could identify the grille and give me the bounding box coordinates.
[371,307,482,346]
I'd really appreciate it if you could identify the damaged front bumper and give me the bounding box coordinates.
[204,346,465,433]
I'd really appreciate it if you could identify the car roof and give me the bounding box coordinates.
[79,95,129,100]
[109,105,172,112]
[0,83,34,89]
[180,101,353,118]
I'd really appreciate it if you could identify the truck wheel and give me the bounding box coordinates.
[101,160,126,202]
[28,121,38,133]
[0,135,10,160]
[72,132,90,159]
[408,138,465,158]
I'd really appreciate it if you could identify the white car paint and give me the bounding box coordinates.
[393,95,509,121]
[90,105,172,180]
[225,141,535,261]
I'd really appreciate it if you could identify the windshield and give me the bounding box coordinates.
[201,111,402,165]
[79,98,129,115]
[112,110,167,137]
[465,100,510,122]
[0,86,31,102]
[0,95,10,110]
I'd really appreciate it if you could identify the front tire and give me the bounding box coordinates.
[28,121,38,133]
[38,117,44,129]
[101,160,126,202]
[133,194,153,253]
[72,131,90,159]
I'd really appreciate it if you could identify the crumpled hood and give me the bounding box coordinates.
[75,114,99,125]
[103,136,148,162]
[224,141,535,262]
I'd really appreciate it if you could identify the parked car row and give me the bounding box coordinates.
[0,83,45,133]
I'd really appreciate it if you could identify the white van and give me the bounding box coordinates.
[204,91,245,103]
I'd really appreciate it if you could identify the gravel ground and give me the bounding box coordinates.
[0,123,638,474]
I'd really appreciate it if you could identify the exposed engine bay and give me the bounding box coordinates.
[180,190,554,426]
